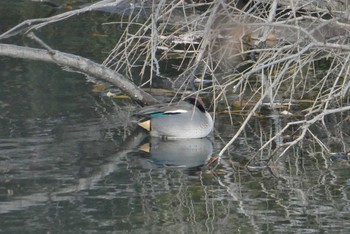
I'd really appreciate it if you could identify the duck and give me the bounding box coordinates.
[135,96,213,139]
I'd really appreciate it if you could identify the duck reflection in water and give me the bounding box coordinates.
[137,137,213,170]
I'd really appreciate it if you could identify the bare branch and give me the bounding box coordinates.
[0,0,123,40]
[0,43,158,105]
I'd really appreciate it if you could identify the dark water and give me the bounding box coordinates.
[1,1,350,233]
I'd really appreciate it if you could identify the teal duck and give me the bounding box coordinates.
[135,96,213,139]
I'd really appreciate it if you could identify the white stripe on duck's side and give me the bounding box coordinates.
[164,109,188,114]
[135,96,213,139]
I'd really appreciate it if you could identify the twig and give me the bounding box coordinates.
[26,32,54,52]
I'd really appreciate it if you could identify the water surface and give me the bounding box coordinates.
[0,1,349,233]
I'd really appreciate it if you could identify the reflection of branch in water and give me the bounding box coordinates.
[199,160,266,230]
[0,129,147,214]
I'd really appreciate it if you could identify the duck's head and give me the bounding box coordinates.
[184,96,207,113]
